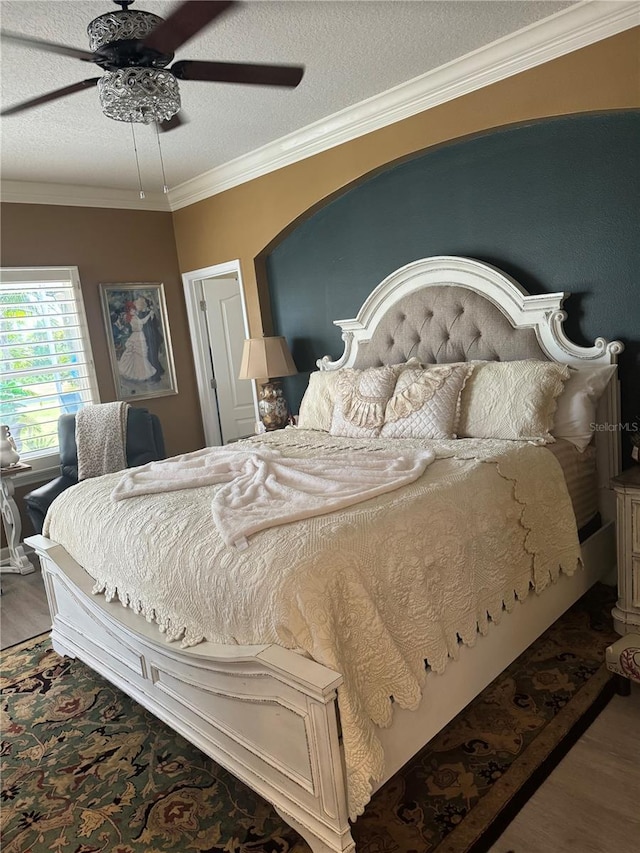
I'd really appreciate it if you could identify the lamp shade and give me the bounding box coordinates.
[238,336,297,380]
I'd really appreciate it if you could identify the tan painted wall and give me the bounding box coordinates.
[172,28,640,337]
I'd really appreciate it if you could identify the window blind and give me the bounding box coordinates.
[0,267,99,465]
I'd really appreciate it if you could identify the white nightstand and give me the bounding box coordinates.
[611,466,640,635]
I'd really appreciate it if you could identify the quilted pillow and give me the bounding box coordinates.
[552,364,617,451]
[330,366,398,437]
[381,364,474,439]
[457,360,571,442]
[298,358,422,432]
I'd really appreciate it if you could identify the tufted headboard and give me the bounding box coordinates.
[350,284,546,368]
[318,256,622,372]
[317,256,624,519]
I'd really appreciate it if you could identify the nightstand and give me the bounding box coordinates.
[611,466,640,635]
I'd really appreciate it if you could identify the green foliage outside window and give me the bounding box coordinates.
[0,287,85,456]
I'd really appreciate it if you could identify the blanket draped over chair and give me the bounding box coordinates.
[76,402,129,480]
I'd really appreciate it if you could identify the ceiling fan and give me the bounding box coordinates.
[0,0,305,131]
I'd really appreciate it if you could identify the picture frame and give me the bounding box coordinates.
[100,282,178,401]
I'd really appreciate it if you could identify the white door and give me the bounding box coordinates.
[201,276,256,443]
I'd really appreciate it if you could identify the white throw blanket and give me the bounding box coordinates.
[76,402,129,480]
[112,444,435,547]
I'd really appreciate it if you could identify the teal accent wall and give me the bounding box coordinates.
[266,112,639,455]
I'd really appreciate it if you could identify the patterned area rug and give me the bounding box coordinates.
[1,583,617,853]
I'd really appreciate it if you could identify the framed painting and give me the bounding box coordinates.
[100,282,178,401]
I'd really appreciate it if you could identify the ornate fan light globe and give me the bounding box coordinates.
[97,68,180,124]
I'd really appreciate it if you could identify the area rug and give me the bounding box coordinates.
[1,583,618,853]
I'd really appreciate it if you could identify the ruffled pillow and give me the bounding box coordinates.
[330,366,398,437]
[457,360,571,442]
[298,358,422,433]
[381,363,474,439]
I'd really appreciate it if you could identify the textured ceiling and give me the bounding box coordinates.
[0,0,578,192]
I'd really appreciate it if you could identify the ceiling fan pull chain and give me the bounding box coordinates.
[130,120,145,199]
[155,122,169,194]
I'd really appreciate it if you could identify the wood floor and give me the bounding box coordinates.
[1,570,639,852]
[489,687,640,853]
[1,562,52,647]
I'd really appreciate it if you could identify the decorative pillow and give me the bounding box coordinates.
[297,370,341,431]
[330,366,398,438]
[457,360,571,442]
[381,364,474,439]
[552,365,617,451]
[297,358,422,432]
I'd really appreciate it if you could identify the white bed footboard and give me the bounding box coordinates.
[27,535,356,853]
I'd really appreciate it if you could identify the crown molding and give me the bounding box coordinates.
[2,1,638,213]
[0,180,170,211]
[167,0,639,211]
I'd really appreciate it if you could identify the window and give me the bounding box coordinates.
[0,266,100,473]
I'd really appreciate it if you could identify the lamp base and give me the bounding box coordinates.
[258,381,289,431]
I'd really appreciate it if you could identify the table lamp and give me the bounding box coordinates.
[238,336,298,431]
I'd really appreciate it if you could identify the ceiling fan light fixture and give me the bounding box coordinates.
[97,67,180,123]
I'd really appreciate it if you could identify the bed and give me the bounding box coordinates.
[26,255,624,853]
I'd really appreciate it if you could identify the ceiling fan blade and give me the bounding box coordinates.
[1,78,100,117]
[171,60,304,88]
[143,1,236,55]
[157,113,186,133]
[0,30,95,62]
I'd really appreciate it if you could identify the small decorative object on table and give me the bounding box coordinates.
[0,424,20,467]
[238,336,298,431]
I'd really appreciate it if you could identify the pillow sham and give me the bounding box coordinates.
[457,360,571,442]
[297,358,422,432]
[330,365,398,438]
[297,369,341,432]
[381,363,474,439]
[552,364,617,451]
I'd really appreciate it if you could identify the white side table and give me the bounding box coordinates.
[1,463,35,574]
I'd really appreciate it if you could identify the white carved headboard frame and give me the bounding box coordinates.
[318,256,624,521]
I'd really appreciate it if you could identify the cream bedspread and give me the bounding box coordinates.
[44,428,581,818]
